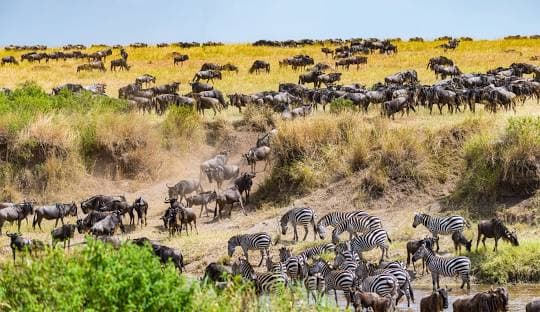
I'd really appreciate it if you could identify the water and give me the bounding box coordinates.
[335,284,540,311]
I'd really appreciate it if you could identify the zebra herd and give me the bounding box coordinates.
[222,208,519,310]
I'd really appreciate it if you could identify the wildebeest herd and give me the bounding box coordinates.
[2,38,540,311]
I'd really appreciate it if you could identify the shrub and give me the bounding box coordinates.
[329,98,354,114]
[241,104,276,131]
[161,106,203,149]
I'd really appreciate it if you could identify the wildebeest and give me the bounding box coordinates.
[77,61,106,72]
[406,237,437,274]
[166,179,203,203]
[132,237,185,272]
[150,82,180,95]
[6,232,44,261]
[350,290,392,312]
[51,83,84,95]
[176,206,199,235]
[32,202,77,230]
[384,69,418,85]
[0,202,34,234]
[190,81,213,93]
[298,70,323,87]
[173,54,189,65]
[204,262,232,283]
[76,211,111,233]
[432,65,462,80]
[316,72,342,88]
[201,62,221,71]
[249,60,270,74]
[452,231,472,254]
[234,172,256,203]
[527,300,540,312]
[1,56,18,65]
[420,288,450,312]
[200,151,229,180]
[205,164,240,190]
[192,70,222,83]
[110,58,130,71]
[194,94,221,116]
[245,146,271,173]
[120,48,128,60]
[90,211,125,236]
[383,96,415,119]
[321,47,334,57]
[221,63,239,73]
[427,56,454,70]
[132,197,148,227]
[80,195,127,214]
[187,191,217,217]
[51,224,77,249]
[476,218,519,252]
[135,74,156,86]
[453,287,508,312]
[215,186,246,219]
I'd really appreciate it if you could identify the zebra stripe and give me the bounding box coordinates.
[412,243,471,290]
[311,260,355,306]
[227,232,271,267]
[333,250,360,269]
[331,215,383,244]
[316,211,368,239]
[232,258,256,280]
[350,229,392,262]
[280,207,317,241]
[299,243,335,260]
[361,273,399,299]
[304,272,326,303]
[255,272,289,293]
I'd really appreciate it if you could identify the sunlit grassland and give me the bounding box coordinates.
[1,39,539,97]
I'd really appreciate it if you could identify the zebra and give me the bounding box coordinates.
[265,256,287,274]
[280,207,317,242]
[310,259,356,308]
[412,212,470,252]
[350,229,392,262]
[360,273,399,302]
[233,258,288,293]
[331,215,383,244]
[304,272,326,303]
[299,243,336,260]
[412,242,471,291]
[227,232,271,267]
[333,250,360,268]
[316,211,369,239]
[356,262,415,307]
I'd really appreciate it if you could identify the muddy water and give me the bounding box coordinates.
[335,284,540,311]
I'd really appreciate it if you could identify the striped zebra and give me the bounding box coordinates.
[356,262,415,307]
[350,229,392,262]
[304,272,325,303]
[333,250,360,272]
[299,243,335,260]
[233,258,288,294]
[360,273,399,301]
[280,207,317,241]
[227,232,271,267]
[412,242,471,291]
[265,256,287,274]
[412,213,470,252]
[316,211,369,239]
[277,248,309,280]
[310,259,356,308]
[331,215,383,244]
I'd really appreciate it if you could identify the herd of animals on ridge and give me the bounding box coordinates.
[1,37,540,311]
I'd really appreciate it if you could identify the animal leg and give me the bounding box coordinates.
[494,237,499,252]
[258,249,265,267]
[302,225,309,241]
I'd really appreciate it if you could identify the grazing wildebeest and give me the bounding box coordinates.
[221,63,239,73]
[110,58,130,71]
[132,197,148,227]
[453,287,508,312]
[151,82,180,95]
[420,288,450,312]
[90,211,125,236]
[432,65,462,80]
[321,47,334,57]
[77,61,106,72]
[204,262,232,283]
[427,56,454,70]
[234,172,256,203]
[192,70,222,83]
[118,82,141,99]
[205,165,240,190]
[194,94,221,116]
[135,74,156,86]
[80,195,127,214]
[316,72,342,88]
[298,70,323,87]
[190,81,213,93]
[132,237,185,272]
[476,218,519,252]
[451,231,472,254]
[83,83,107,95]
[32,202,77,230]
[1,56,18,65]
[0,202,34,235]
[249,60,270,74]
[201,62,221,71]
[187,191,217,217]
[166,179,203,203]
[384,69,418,85]
[6,232,44,261]
[197,89,227,109]
[52,83,84,95]
[51,224,77,249]
[173,54,189,65]
[245,146,271,173]
[215,186,246,219]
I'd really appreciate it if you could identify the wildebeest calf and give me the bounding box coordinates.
[51,224,77,249]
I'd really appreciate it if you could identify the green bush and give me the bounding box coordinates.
[161,106,203,149]
[329,99,354,114]
[0,238,338,312]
